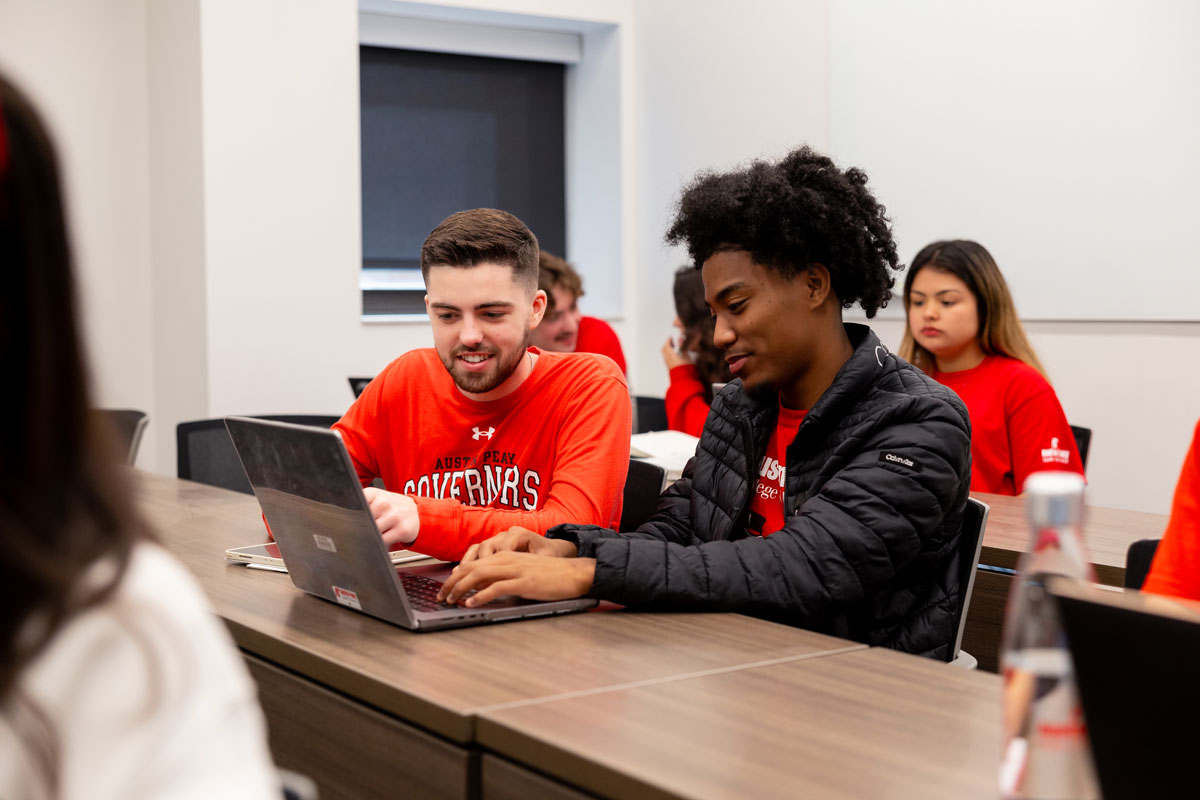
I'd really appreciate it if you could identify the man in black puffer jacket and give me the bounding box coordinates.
[438,146,972,659]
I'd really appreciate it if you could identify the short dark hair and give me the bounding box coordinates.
[420,208,539,292]
[664,146,900,317]
[537,251,583,312]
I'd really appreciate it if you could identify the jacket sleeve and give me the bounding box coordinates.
[582,399,970,621]
[548,457,703,553]
[664,365,711,438]
[407,373,632,561]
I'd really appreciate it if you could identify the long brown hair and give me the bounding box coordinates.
[673,266,732,402]
[898,240,1049,379]
[0,76,151,709]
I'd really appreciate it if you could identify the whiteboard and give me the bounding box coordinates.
[830,0,1200,320]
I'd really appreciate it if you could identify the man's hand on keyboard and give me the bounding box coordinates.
[436,552,595,607]
[458,526,575,565]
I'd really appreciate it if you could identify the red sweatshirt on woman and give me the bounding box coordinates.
[931,355,1083,495]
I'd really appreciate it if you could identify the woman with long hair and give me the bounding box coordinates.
[660,265,733,436]
[0,76,278,798]
[899,239,1083,495]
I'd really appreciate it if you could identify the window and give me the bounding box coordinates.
[359,47,567,318]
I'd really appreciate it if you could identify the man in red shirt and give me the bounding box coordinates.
[335,209,631,561]
[528,251,627,374]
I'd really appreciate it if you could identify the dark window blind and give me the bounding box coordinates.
[360,47,566,315]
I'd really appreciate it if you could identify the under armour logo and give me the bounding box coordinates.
[472,426,495,440]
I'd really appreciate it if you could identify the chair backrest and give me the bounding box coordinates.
[620,459,666,532]
[177,415,341,494]
[947,497,990,662]
[1124,538,1161,590]
[95,408,149,466]
[1070,424,1092,472]
[633,395,668,434]
[348,376,373,398]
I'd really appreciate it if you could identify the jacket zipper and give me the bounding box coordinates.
[728,411,758,536]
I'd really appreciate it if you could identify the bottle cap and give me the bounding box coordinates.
[1023,471,1086,528]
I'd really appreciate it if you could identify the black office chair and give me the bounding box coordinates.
[1124,538,1161,590]
[620,459,666,532]
[1070,425,1092,472]
[633,395,668,434]
[947,497,990,667]
[94,408,149,465]
[348,376,374,398]
[177,415,341,494]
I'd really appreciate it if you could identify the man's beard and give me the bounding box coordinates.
[440,339,529,395]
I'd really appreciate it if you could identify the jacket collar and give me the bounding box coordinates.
[724,323,887,429]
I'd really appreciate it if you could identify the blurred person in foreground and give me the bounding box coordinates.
[0,75,279,799]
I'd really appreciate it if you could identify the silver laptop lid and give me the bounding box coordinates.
[224,415,417,626]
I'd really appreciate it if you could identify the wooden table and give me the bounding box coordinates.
[964,491,1166,672]
[136,472,864,800]
[478,646,1003,800]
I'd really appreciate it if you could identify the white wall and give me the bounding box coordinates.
[147,0,208,473]
[199,0,376,419]
[831,0,1200,321]
[2,0,1193,516]
[0,0,158,466]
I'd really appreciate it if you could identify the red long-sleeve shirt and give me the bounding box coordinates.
[575,316,626,375]
[1143,420,1200,601]
[334,347,630,561]
[665,364,711,438]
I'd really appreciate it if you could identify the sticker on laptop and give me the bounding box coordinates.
[313,534,337,553]
[333,586,361,610]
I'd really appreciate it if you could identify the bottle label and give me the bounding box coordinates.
[1000,648,1097,799]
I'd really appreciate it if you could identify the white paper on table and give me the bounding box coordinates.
[630,430,700,481]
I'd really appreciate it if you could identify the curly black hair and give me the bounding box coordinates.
[664,146,900,317]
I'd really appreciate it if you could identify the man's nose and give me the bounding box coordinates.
[713,315,735,349]
[460,317,485,346]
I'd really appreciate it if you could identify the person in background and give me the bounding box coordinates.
[899,240,1083,496]
[660,265,733,436]
[1142,420,1200,601]
[438,146,973,660]
[0,75,279,798]
[529,251,627,374]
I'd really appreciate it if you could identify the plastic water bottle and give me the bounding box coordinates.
[998,471,1098,799]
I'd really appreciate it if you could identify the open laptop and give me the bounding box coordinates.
[1049,578,1200,800]
[224,416,596,631]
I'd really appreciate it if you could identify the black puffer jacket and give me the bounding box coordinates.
[549,324,972,658]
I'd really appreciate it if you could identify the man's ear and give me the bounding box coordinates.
[424,294,431,316]
[529,288,548,329]
[804,263,832,309]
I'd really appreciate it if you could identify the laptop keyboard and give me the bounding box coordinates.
[399,572,476,612]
